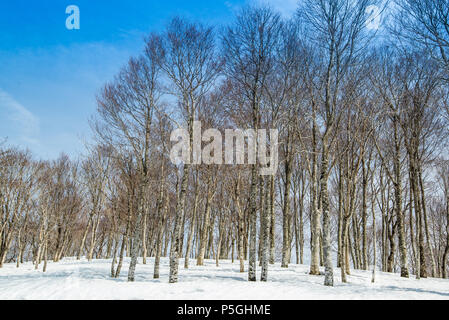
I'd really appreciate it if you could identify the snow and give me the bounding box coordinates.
[1,257,448,300]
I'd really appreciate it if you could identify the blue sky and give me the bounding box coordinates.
[0,0,298,159]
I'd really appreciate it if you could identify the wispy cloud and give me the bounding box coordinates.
[0,89,40,146]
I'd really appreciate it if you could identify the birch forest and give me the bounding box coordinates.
[1,0,449,288]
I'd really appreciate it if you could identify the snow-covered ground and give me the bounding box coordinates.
[0,257,448,300]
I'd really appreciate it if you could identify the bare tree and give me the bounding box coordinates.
[298,0,379,286]
[222,5,281,282]
[95,40,162,281]
[156,17,221,283]
[394,0,449,80]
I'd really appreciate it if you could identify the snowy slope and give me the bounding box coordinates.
[0,257,448,300]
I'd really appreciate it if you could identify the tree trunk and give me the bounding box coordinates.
[77,216,93,260]
[321,143,334,287]
[185,180,199,269]
[393,115,409,278]
[261,176,272,281]
[248,160,258,281]
[269,175,275,264]
[197,177,214,266]
[154,193,168,279]
[361,156,368,270]
[309,112,320,275]
[169,163,189,283]
[282,146,292,268]
[128,176,146,282]
[419,168,437,277]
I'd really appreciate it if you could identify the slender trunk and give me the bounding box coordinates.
[337,165,343,269]
[88,212,101,262]
[111,236,118,278]
[236,178,245,273]
[115,208,132,278]
[321,143,334,287]
[269,175,275,264]
[207,212,216,259]
[128,176,146,282]
[16,230,21,268]
[216,214,225,267]
[77,216,93,260]
[387,220,396,273]
[154,193,168,279]
[443,197,449,278]
[394,116,409,278]
[261,176,271,281]
[294,193,300,265]
[309,113,320,275]
[361,157,368,270]
[352,212,361,270]
[371,192,377,283]
[43,240,48,273]
[185,183,199,269]
[409,180,417,273]
[197,177,214,266]
[411,156,427,278]
[142,212,147,264]
[258,176,265,263]
[169,163,189,283]
[282,143,292,268]
[35,225,44,270]
[248,160,258,281]
[419,168,436,277]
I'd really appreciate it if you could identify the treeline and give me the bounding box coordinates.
[1,0,449,286]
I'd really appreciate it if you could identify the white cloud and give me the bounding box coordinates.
[0,89,40,146]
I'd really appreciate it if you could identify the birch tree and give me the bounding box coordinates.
[222,5,281,282]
